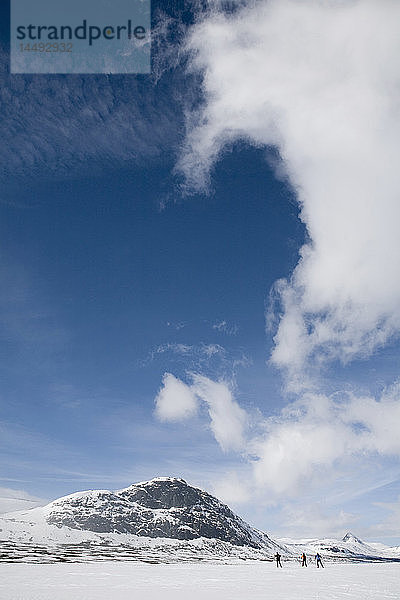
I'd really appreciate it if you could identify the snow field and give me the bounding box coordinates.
[1,561,399,600]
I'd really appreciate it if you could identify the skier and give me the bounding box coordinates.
[315,553,324,568]
[274,552,283,568]
[301,552,307,567]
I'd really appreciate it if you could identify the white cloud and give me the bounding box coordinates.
[192,374,247,452]
[251,395,351,496]
[179,0,400,385]
[155,372,400,500]
[154,373,198,422]
[154,373,247,452]
[251,383,400,497]
[155,2,400,536]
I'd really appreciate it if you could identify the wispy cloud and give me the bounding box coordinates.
[166,321,187,330]
[141,341,250,379]
[0,31,186,195]
[212,320,238,336]
[371,495,400,539]
[275,503,358,540]
[0,487,46,514]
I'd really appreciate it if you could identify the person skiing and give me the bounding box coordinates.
[274,552,283,568]
[301,552,307,567]
[315,553,324,568]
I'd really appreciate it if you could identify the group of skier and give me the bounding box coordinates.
[274,551,324,568]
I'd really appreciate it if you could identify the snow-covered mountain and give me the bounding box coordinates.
[1,478,399,564]
[0,477,286,562]
[42,477,282,549]
[279,531,400,562]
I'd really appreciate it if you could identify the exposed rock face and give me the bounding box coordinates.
[45,477,279,549]
[342,532,363,544]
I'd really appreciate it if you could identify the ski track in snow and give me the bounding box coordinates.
[0,562,399,600]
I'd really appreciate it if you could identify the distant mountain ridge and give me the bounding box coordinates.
[279,530,400,561]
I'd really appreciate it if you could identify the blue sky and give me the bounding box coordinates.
[1,0,400,545]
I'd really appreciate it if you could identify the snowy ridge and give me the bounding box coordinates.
[279,532,400,562]
[368,542,400,558]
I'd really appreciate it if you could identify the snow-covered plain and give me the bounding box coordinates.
[1,561,399,600]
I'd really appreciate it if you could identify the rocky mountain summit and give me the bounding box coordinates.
[44,477,281,551]
[342,532,364,545]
